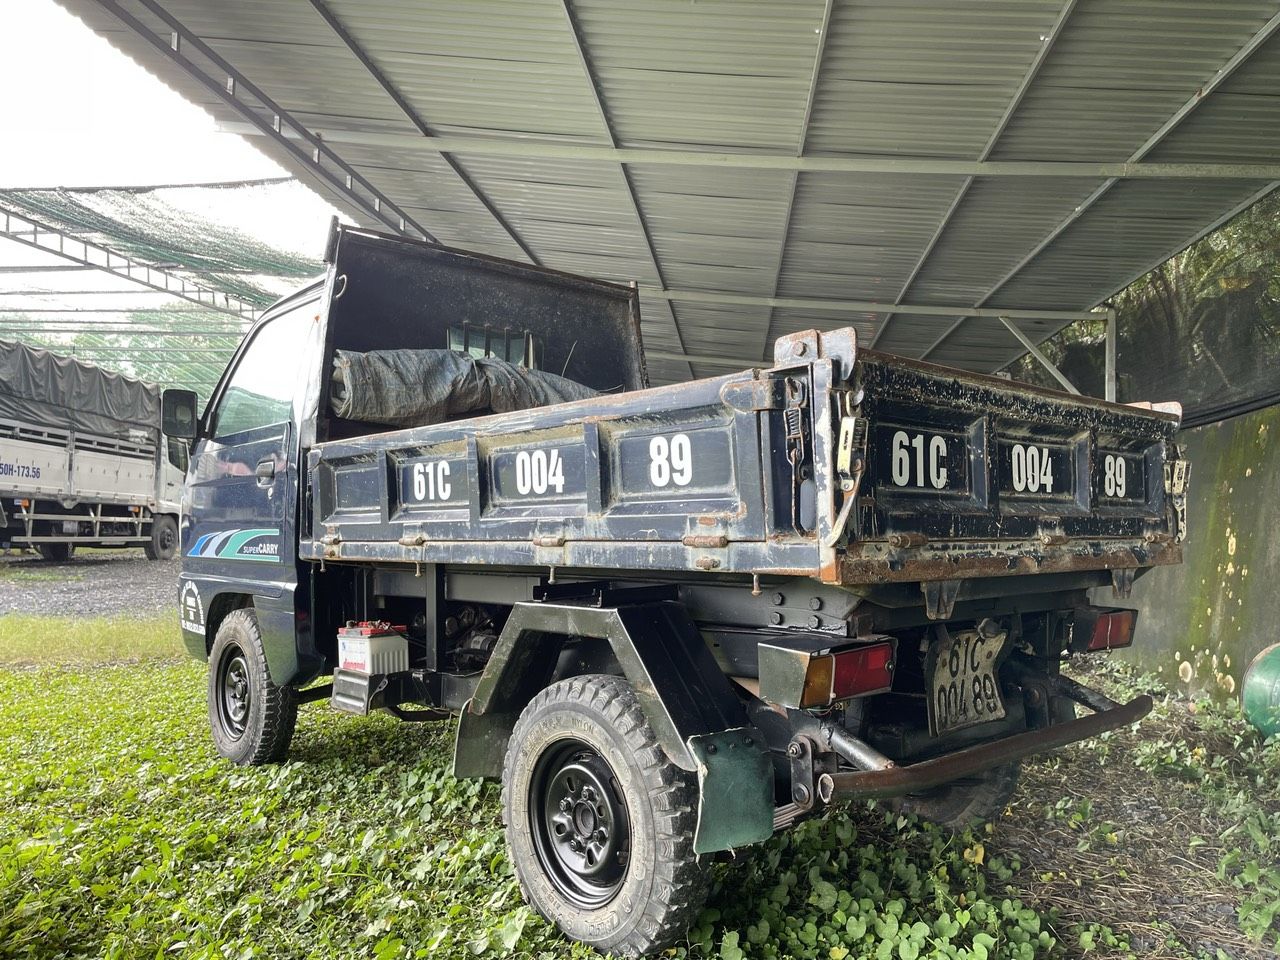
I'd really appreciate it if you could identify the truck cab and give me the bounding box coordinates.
[165,223,1187,957]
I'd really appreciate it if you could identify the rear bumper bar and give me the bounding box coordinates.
[816,677,1151,803]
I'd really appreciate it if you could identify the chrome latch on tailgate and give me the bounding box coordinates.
[823,403,868,548]
[1164,455,1190,543]
[784,378,812,532]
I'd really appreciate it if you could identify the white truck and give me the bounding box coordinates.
[0,339,186,561]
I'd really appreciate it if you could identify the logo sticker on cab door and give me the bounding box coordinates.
[179,580,206,634]
[188,528,281,562]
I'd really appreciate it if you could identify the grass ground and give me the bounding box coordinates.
[0,621,1276,959]
[0,614,182,665]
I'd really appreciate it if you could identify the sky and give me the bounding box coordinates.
[0,0,289,188]
[0,0,342,259]
[0,0,344,389]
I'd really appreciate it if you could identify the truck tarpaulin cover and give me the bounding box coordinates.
[330,349,598,427]
[0,339,160,439]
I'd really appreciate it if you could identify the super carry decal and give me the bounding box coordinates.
[188,527,281,562]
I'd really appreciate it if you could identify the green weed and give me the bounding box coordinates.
[0,661,1129,960]
[1,643,1275,958]
[0,565,82,583]
[1082,659,1280,950]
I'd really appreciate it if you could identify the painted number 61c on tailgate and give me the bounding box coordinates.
[890,430,948,489]
[411,461,451,501]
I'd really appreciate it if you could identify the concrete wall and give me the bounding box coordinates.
[1121,403,1280,699]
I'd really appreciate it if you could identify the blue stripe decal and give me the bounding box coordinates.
[187,527,282,562]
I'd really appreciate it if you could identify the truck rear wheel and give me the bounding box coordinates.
[144,514,179,560]
[888,761,1022,830]
[207,609,297,765]
[502,675,708,957]
[890,679,1079,829]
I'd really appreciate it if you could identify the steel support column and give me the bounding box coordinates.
[1104,311,1118,403]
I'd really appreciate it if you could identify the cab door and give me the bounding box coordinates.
[181,295,323,683]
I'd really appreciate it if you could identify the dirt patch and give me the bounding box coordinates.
[992,667,1279,959]
[0,549,178,617]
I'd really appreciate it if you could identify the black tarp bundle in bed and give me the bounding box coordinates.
[0,339,160,439]
[330,349,598,428]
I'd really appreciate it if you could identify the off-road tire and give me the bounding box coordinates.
[35,542,74,562]
[890,687,1081,830]
[1051,692,1078,725]
[144,514,179,561]
[502,675,708,957]
[889,761,1022,830]
[207,608,297,765]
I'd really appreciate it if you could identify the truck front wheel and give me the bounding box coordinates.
[502,675,708,957]
[35,542,74,562]
[144,514,179,561]
[207,609,297,765]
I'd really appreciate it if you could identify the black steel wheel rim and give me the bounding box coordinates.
[216,643,251,738]
[529,738,630,908]
[158,523,176,552]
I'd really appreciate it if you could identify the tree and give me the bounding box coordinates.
[1010,188,1280,416]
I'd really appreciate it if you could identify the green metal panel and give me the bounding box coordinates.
[1124,404,1280,699]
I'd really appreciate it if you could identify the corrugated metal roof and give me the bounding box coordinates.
[58,0,1280,385]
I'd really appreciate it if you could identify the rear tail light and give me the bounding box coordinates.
[1070,607,1137,653]
[761,639,896,709]
[799,654,834,707]
[831,642,895,700]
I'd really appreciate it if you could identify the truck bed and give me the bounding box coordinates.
[0,418,158,503]
[304,329,1184,588]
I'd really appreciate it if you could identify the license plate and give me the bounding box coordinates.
[926,627,1008,735]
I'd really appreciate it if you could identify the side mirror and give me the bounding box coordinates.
[162,389,200,440]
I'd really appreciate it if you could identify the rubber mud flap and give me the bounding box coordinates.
[687,727,774,854]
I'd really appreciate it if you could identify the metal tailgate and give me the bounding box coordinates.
[842,351,1185,584]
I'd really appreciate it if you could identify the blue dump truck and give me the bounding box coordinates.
[163,223,1188,955]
